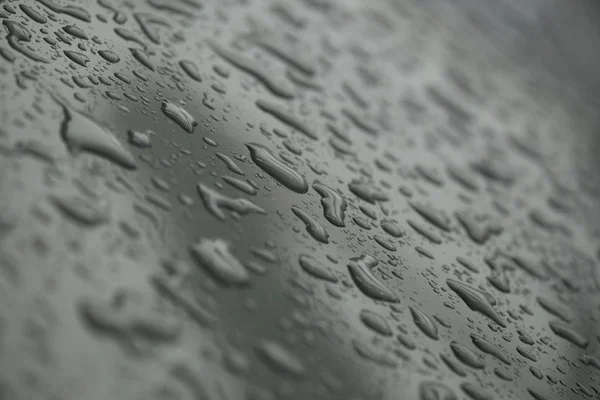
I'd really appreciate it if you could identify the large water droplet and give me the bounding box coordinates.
[470,334,511,365]
[313,181,347,227]
[58,99,137,169]
[298,254,337,282]
[410,306,439,340]
[246,142,308,193]
[291,206,329,243]
[419,381,457,400]
[451,342,484,369]
[256,341,306,378]
[189,238,249,285]
[161,101,197,133]
[197,183,265,220]
[347,254,398,303]
[360,309,392,336]
[447,279,505,327]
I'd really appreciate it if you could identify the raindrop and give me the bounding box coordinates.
[197,183,265,220]
[189,238,249,285]
[359,309,392,336]
[313,181,347,227]
[246,142,308,193]
[347,254,399,303]
[161,101,197,133]
[291,206,329,244]
[450,342,484,369]
[298,254,337,282]
[410,306,439,340]
[256,341,305,378]
[447,279,505,327]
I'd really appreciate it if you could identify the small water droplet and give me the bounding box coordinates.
[161,101,197,133]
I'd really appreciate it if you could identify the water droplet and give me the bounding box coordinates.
[222,176,257,195]
[179,59,202,81]
[348,181,388,203]
[511,255,548,280]
[536,296,571,322]
[298,254,337,283]
[312,181,347,227]
[455,210,502,245]
[548,320,588,348]
[359,309,392,336]
[410,202,451,232]
[446,164,479,192]
[130,48,154,70]
[78,289,181,347]
[451,342,484,369]
[50,193,108,226]
[246,143,308,193]
[189,238,249,285]
[419,381,457,400]
[64,50,90,66]
[128,130,152,148]
[353,340,397,367]
[256,341,305,378]
[380,220,403,238]
[98,50,120,63]
[529,366,543,379]
[216,152,244,175]
[19,4,47,24]
[253,34,315,76]
[470,334,511,365]
[347,254,399,303]
[58,99,137,169]
[518,329,534,345]
[291,206,329,243]
[460,383,492,400]
[209,41,295,99]
[447,279,505,327]
[161,101,197,133]
[3,20,49,62]
[37,0,91,22]
[63,25,88,40]
[440,354,466,377]
[407,219,443,244]
[197,183,265,220]
[255,100,317,140]
[410,306,439,340]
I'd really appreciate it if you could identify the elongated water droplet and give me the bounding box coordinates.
[313,180,347,227]
[347,254,398,303]
[410,202,451,232]
[549,320,588,348]
[216,152,244,175]
[460,383,492,400]
[189,238,249,285]
[246,143,308,193]
[298,254,337,282]
[447,279,505,327]
[360,309,392,336]
[536,296,571,322]
[451,342,484,369]
[161,101,197,133]
[291,206,329,243]
[222,176,257,195]
[51,193,109,226]
[470,334,511,365]
[210,41,295,99]
[197,183,265,220]
[256,341,305,378]
[348,181,388,203]
[353,340,396,367]
[58,99,136,169]
[255,100,317,140]
[419,381,457,400]
[410,306,439,340]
